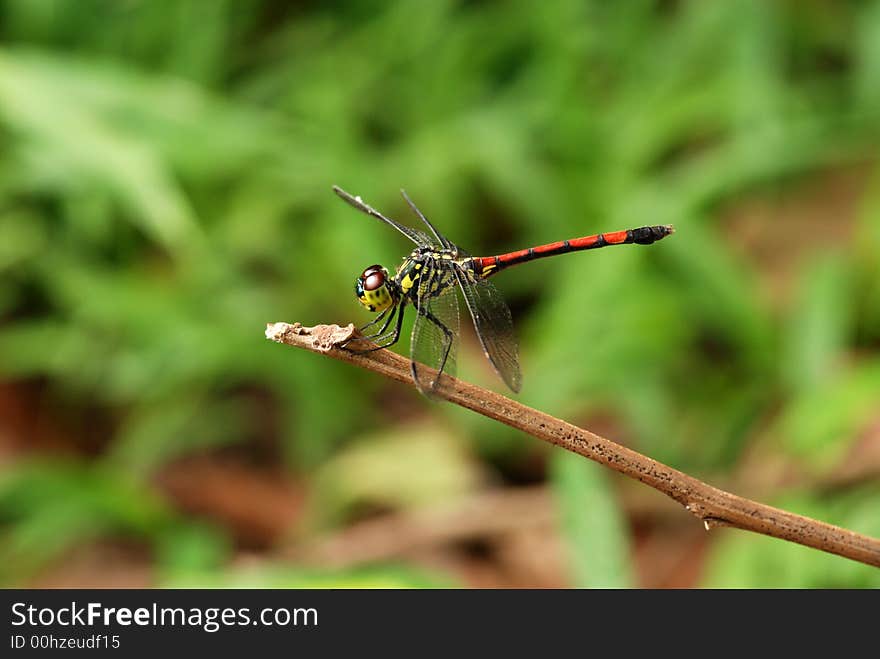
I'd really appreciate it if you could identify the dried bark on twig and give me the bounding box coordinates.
[266,321,880,569]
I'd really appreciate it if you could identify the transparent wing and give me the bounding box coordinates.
[333,185,435,247]
[410,261,460,396]
[400,189,453,250]
[453,267,522,392]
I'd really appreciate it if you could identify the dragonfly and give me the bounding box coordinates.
[333,185,674,396]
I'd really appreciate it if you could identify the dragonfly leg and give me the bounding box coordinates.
[359,307,395,338]
[343,304,405,353]
[365,308,405,349]
[410,306,454,390]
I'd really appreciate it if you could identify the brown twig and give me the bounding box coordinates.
[266,321,880,569]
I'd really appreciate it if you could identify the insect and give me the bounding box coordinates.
[334,185,674,396]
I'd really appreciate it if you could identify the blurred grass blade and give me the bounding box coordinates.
[778,359,880,469]
[550,451,633,588]
[782,255,852,393]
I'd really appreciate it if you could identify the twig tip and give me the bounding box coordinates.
[265,321,358,353]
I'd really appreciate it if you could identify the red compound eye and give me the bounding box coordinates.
[361,265,385,291]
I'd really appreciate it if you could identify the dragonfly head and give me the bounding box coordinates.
[356,264,395,313]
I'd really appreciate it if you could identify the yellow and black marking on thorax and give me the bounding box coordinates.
[395,250,460,302]
[396,256,424,296]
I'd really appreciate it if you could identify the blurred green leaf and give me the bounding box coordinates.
[782,255,852,393]
[309,422,486,529]
[155,522,230,578]
[0,51,203,254]
[778,360,880,469]
[855,1,880,110]
[855,165,880,343]
[0,461,193,584]
[550,451,632,588]
[108,395,250,475]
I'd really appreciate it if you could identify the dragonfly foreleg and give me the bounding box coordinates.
[344,304,405,353]
[359,307,394,337]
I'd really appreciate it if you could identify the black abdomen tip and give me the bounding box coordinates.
[632,224,675,245]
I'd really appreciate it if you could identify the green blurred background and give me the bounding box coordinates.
[1,0,879,588]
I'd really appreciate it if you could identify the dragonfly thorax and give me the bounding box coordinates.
[394,249,463,299]
[355,264,398,313]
